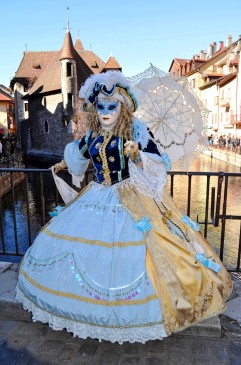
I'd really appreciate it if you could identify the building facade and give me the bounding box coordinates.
[10,23,121,162]
[0,85,15,139]
[169,35,241,138]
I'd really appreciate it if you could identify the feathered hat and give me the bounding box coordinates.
[79,70,138,112]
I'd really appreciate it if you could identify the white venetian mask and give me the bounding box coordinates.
[96,98,121,131]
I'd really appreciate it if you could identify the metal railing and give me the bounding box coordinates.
[0,153,24,173]
[0,167,241,273]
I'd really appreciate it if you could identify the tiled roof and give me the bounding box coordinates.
[0,85,13,97]
[0,91,13,102]
[199,72,237,90]
[229,59,239,66]
[28,51,62,95]
[14,51,57,80]
[74,38,84,52]
[174,58,189,66]
[13,32,119,96]
[102,56,122,70]
[217,72,237,87]
[204,73,225,78]
[60,31,75,60]
[28,48,95,96]
[76,49,105,74]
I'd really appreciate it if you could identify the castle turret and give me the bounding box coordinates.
[60,20,77,127]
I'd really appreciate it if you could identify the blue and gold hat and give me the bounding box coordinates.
[79,71,138,112]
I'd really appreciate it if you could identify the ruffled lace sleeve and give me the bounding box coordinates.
[129,150,167,202]
[64,140,90,187]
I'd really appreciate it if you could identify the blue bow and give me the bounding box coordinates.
[196,253,221,274]
[182,215,200,231]
[161,152,172,170]
[49,205,63,217]
[134,217,152,233]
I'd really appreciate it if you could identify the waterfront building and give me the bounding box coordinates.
[169,35,241,138]
[0,85,15,139]
[10,22,121,163]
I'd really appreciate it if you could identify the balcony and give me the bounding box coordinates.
[220,98,230,108]
[230,114,241,124]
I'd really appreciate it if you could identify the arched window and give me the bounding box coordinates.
[66,62,72,77]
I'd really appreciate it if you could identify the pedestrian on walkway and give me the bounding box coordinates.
[2,138,11,158]
[16,71,233,344]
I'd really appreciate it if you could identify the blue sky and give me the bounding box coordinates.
[1,0,241,87]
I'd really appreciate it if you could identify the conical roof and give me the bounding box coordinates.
[74,38,84,52]
[60,29,75,60]
[102,56,122,71]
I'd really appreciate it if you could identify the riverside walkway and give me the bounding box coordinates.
[0,262,241,365]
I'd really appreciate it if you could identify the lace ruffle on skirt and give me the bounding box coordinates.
[15,285,167,344]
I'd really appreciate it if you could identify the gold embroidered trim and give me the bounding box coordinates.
[18,285,163,329]
[19,269,157,306]
[43,228,145,248]
[99,131,113,185]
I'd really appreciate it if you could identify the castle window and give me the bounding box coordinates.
[44,120,49,134]
[32,63,41,69]
[68,93,73,110]
[24,103,29,112]
[66,62,72,77]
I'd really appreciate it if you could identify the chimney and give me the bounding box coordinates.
[219,41,224,50]
[236,35,241,53]
[200,50,206,60]
[212,42,217,54]
[227,35,232,47]
[208,44,213,58]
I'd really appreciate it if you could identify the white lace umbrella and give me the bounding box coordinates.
[128,64,209,169]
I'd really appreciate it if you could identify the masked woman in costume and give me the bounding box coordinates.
[16,71,232,344]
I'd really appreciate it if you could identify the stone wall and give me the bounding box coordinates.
[73,97,88,139]
[28,93,71,161]
[0,172,25,198]
[26,93,88,163]
[204,148,241,168]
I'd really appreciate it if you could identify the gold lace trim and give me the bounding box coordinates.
[99,130,113,185]
[18,285,163,329]
[43,228,145,248]
[19,269,157,306]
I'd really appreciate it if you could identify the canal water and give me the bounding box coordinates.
[1,155,241,279]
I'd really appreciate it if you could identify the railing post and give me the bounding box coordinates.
[40,172,46,226]
[25,174,32,247]
[10,172,19,255]
[0,197,5,254]
[203,175,211,238]
[237,223,241,271]
[220,175,229,261]
[187,174,192,216]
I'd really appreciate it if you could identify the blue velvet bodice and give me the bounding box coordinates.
[79,129,160,185]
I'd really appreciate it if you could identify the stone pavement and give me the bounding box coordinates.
[0,262,241,365]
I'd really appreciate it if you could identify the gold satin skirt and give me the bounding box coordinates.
[116,184,233,335]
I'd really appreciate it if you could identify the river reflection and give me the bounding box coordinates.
[169,154,241,279]
[0,155,241,279]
